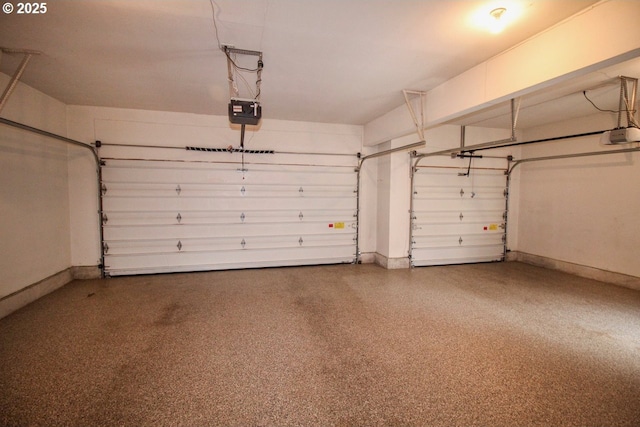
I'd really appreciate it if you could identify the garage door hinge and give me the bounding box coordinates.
[299,212,304,220]
[458,237,463,245]
[101,183,108,196]
[503,211,508,220]
[240,212,245,222]
[177,240,182,251]
[299,187,304,195]
[101,213,108,224]
[176,213,182,223]
[502,234,507,243]
[459,188,464,197]
[241,186,246,196]
[459,212,464,221]
[102,242,109,254]
[241,239,246,249]
[176,185,181,195]
[299,237,304,246]
[503,188,508,197]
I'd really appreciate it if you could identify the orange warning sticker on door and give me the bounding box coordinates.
[488,224,498,231]
[334,222,345,229]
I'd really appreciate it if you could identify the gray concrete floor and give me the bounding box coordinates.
[1,262,639,426]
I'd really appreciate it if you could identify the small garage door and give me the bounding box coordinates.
[410,156,508,267]
[100,158,358,276]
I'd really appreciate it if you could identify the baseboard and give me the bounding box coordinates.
[71,265,102,280]
[507,251,640,291]
[358,252,376,264]
[0,268,73,319]
[0,265,102,319]
[374,253,410,269]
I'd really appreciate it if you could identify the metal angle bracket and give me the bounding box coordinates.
[402,90,427,142]
[616,76,639,129]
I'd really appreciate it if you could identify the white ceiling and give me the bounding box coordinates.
[2,0,636,129]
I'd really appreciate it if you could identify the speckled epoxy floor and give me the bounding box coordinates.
[1,262,640,426]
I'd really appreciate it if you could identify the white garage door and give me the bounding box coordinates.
[100,158,358,276]
[410,156,508,267]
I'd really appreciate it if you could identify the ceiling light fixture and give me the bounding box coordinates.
[470,2,524,34]
[489,7,507,33]
[490,7,506,20]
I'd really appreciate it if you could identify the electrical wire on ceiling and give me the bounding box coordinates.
[582,91,619,114]
[209,0,223,50]
[583,89,639,128]
[208,0,263,102]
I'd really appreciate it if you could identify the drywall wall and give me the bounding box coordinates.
[0,73,70,299]
[514,112,640,278]
[66,106,368,268]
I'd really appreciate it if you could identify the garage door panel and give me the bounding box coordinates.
[412,198,464,212]
[103,209,356,226]
[414,209,505,224]
[413,232,505,247]
[105,221,356,240]
[102,161,356,185]
[102,197,181,212]
[102,182,356,199]
[105,232,356,254]
[411,246,504,267]
[414,222,505,237]
[460,197,506,211]
[103,195,355,213]
[105,245,356,275]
